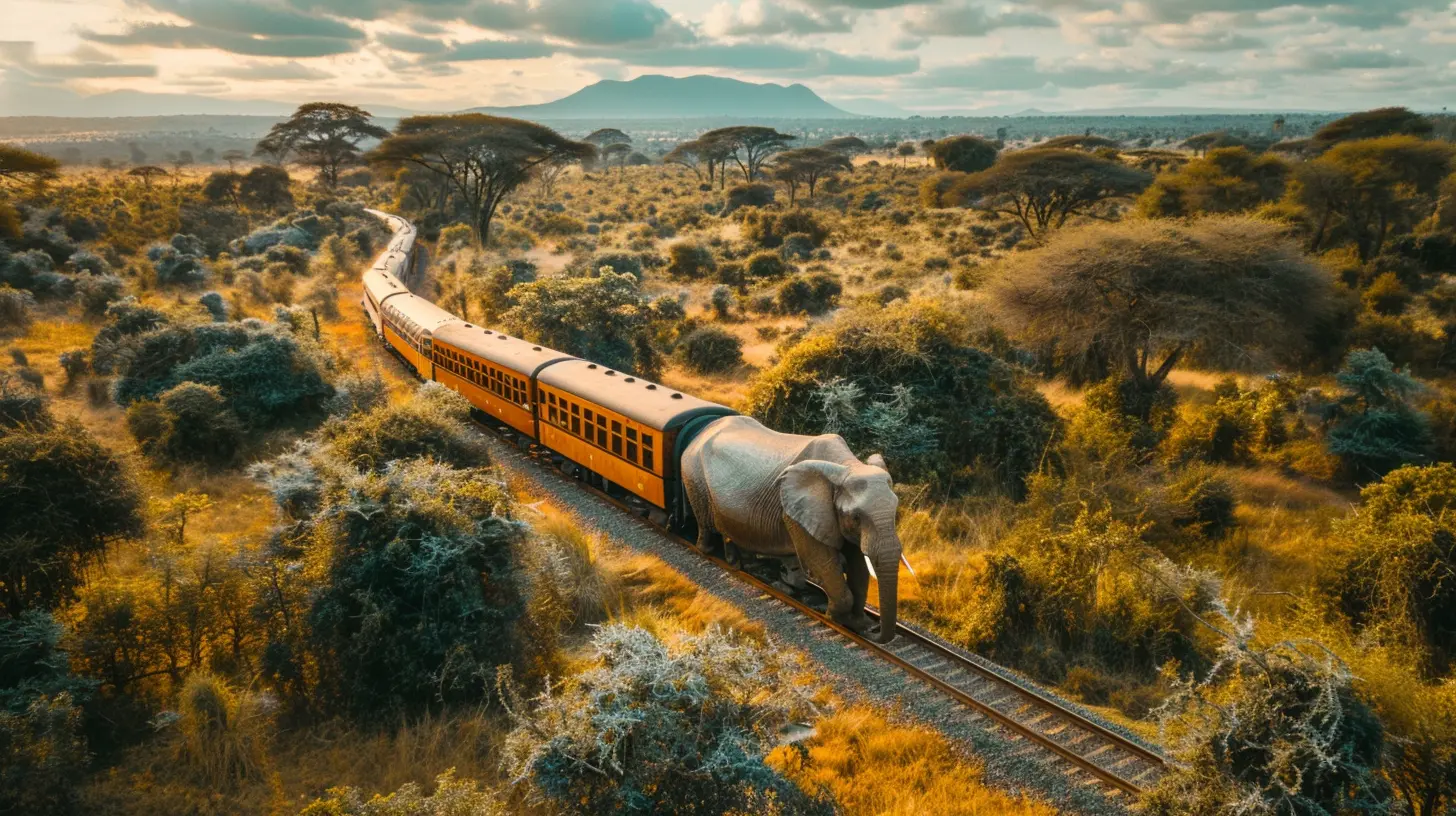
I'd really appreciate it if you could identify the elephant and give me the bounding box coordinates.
[681,415,907,643]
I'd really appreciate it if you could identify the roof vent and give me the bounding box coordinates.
[625,377,636,383]
[484,330,494,335]
[605,370,616,376]
[498,335,507,340]
[646,384,657,390]
[532,346,541,351]
[588,364,598,370]
[671,393,684,399]
[463,323,473,328]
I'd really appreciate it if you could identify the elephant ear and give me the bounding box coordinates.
[777,460,849,546]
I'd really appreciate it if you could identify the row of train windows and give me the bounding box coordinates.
[544,391,655,471]
[435,347,527,405]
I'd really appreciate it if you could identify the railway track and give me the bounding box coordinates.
[482,423,1170,798]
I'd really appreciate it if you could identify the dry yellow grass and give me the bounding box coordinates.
[769,707,1062,816]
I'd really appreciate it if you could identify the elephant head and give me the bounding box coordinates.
[778,457,903,643]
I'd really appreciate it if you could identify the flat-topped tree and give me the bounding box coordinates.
[937,149,1151,240]
[0,144,61,188]
[1039,134,1123,152]
[771,147,852,204]
[584,128,631,148]
[822,136,869,156]
[700,126,796,183]
[600,142,631,174]
[370,114,594,246]
[665,136,736,187]
[1313,107,1433,149]
[990,216,1333,412]
[220,149,247,170]
[128,165,169,189]
[258,102,388,188]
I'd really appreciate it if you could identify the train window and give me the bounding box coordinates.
[626,428,637,441]
[584,408,593,423]
[627,440,638,462]
[643,434,655,470]
[571,416,580,435]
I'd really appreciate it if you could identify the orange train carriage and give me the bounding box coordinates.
[363,212,736,529]
[431,323,573,438]
[380,293,461,378]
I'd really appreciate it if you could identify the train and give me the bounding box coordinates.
[360,209,737,530]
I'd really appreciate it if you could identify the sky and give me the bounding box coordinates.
[1,0,1453,116]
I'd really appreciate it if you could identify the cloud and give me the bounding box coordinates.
[585,41,919,76]
[901,3,1057,37]
[143,0,365,39]
[463,0,693,46]
[84,23,361,57]
[1142,22,1263,51]
[209,60,335,80]
[422,38,556,61]
[704,1,853,36]
[0,40,158,81]
[910,54,1219,91]
[378,32,450,54]
[1288,48,1423,70]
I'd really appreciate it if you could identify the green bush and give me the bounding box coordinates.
[126,382,245,467]
[1327,349,1432,480]
[722,183,775,215]
[666,241,716,280]
[501,625,830,816]
[0,419,144,614]
[305,459,523,715]
[1327,463,1456,673]
[320,382,487,472]
[677,326,743,374]
[504,272,660,377]
[0,694,89,815]
[776,272,842,315]
[745,299,1057,493]
[742,208,828,249]
[0,286,33,335]
[587,251,644,280]
[745,250,789,279]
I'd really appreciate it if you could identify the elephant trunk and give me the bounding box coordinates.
[873,544,900,644]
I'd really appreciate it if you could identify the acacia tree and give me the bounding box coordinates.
[770,147,852,204]
[1292,135,1454,260]
[1313,107,1433,150]
[600,142,630,175]
[927,135,999,173]
[128,165,169,189]
[370,114,594,246]
[257,102,388,188]
[990,216,1333,407]
[0,145,61,187]
[1136,146,1290,218]
[938,149,1151,239]
[700,126,796,183]
[664,136,735,187]
[822,135,869,156]
[220,149,247,170]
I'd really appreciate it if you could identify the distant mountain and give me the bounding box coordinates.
[467,75,857,120]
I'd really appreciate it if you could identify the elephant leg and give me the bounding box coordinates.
[787,520,866,634]
[683,475,722,555]
[842,547,874,632]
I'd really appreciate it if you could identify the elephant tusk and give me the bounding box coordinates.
[864,556,877,579]
[901,554,917,578]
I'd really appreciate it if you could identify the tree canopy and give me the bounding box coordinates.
[698,126,796,183]
[257,102,388,188]
[927,135,999,173]
[1136,146,1290,218]
[770,147,852,204]
[370,114,593,246]
[821,135,869,156]
[0,145,60,188]
[990,216,1334,398]
[1313,107,1433,150]
[1292,135,1454,260]
[930,149,1151,239]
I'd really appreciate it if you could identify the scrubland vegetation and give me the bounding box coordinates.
[4,102,1456,815]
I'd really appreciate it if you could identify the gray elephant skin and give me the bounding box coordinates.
[681,415,904,642]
